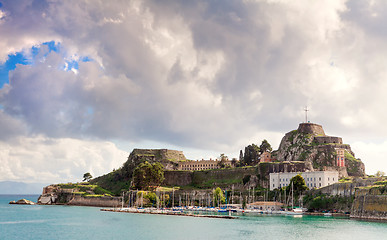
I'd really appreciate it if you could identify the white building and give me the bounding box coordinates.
[247,201,283,211]
[269,171,339,191]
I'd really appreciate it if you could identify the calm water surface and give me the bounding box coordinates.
[1,195,387,240]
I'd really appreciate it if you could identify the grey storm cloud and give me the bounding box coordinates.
[1,0,387,151]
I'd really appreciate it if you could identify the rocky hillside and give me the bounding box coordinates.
[90,149,186,195]
[273,123,365,177]
[37,183,121,207]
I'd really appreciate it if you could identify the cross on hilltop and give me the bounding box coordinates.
[304,106,309,123]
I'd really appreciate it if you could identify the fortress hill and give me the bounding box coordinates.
[103,122,365,190]
[273,122,362,175]
[126,122,364,176]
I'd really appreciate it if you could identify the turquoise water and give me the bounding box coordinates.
[1,195,387,240]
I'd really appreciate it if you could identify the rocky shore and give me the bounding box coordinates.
[9,199,35,205]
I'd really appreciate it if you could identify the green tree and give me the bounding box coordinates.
[217,154,228,168]
[242,144,260,166]
[231,158,237,167]
[132,161,165,190]
[259,139,272,154]
[136,191,159,207]
[376,171,385,177]
[83,172,92,182]
[286,174,308,197]
[213,187,225,207]
[239,150,244,162]
[220,153,228,161]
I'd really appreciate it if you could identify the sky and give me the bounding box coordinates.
[0,0,387,184]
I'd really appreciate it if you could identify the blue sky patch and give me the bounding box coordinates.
[0,52,31,87]
[0,41,90,88]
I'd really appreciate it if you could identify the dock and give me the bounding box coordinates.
[100,208,238,219]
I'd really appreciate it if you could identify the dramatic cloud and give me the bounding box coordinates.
[0,0,387,182]
[0,136,128,183]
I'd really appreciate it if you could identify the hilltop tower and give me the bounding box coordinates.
[297,123,325,136]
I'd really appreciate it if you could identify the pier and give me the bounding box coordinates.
[100,208,238,219]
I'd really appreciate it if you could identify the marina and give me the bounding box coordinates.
[2,195,387,240]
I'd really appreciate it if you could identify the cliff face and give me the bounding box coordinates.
[38,184,122,207]
[274,123,365,177]
[351,182,387,220]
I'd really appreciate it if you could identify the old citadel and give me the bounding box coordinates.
[129,121,364,189]
[38,120,387,220]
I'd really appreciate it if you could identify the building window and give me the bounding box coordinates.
[319,183,321,187]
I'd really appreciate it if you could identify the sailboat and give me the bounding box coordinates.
[286,182,303,216]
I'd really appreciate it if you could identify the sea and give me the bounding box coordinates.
[1,194,387,240]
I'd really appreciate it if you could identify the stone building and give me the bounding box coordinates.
[178,159,233,171]
[336,148,345,167]
[269,171,339,190]
[260,152,276,163]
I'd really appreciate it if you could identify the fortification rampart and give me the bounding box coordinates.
[127,149,186,170]
[163,161,308,189]
[351,186,387,220]
[314,136,343,144]
[313,178,380,196]
[164,170,193,186]
[297,123,325,135]
[130,149,186,162]
[67,195,122,207]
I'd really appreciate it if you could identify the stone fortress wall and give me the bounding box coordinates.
[128,149,186,170]
[298,123,344,147]
[314,136,343,144]
[130,148,186,162]
[297,123,325,135]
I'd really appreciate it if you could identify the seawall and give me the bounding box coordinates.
[315,178,380,196]
[67,195,122,207]
[351,186,387,220]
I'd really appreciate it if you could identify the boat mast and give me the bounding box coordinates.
[121,191,124,209]
[291,181,294,209]
[172,187,175,208]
